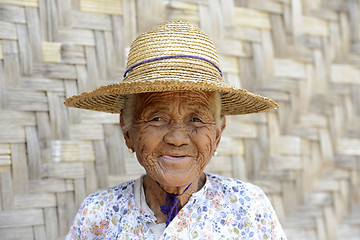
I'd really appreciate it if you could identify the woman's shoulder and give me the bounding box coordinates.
[203,175,286,239]
[66,179,142,239]
[205,173,267,199]
[205,173,278,219]
[81,179,136,209]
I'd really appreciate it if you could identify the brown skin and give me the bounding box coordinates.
[120,91,226,223]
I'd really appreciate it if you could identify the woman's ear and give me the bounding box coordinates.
[215,116,226,148]
[120,113,134,150]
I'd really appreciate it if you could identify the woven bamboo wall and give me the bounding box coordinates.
[0,0,359,239]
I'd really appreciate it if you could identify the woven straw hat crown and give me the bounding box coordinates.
[126,20,219,67]
[64,20,278,115]
[123,20,223,86]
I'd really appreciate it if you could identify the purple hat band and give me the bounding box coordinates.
[123,54,223,78]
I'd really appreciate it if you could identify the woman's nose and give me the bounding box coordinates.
[163,124,191,147]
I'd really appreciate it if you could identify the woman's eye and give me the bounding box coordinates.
[191,117,202,123]
[151,117,162,121]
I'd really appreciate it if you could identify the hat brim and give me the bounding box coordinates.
[64,78,278,115]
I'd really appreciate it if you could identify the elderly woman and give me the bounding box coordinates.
[65,21,287,239]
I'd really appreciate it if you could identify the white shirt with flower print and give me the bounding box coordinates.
[66,173,287,239]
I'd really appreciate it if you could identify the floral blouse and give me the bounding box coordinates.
[66,173,287,239]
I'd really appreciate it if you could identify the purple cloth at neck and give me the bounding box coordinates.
[155,181,192,227]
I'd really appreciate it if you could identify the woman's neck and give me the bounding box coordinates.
[143,173,206,223]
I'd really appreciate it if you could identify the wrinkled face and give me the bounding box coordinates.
[121,91,224,188]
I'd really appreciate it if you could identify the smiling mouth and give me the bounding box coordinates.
[161,155,190,161]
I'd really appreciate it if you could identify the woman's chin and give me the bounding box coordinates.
[150,169,198,188]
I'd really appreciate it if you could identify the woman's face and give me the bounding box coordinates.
[121,91,225,188]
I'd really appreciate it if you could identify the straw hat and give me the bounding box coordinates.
[64,20,278,115]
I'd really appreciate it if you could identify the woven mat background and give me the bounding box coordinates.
[0,0,359,239]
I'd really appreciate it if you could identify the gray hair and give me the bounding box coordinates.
[121,94,137,132]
